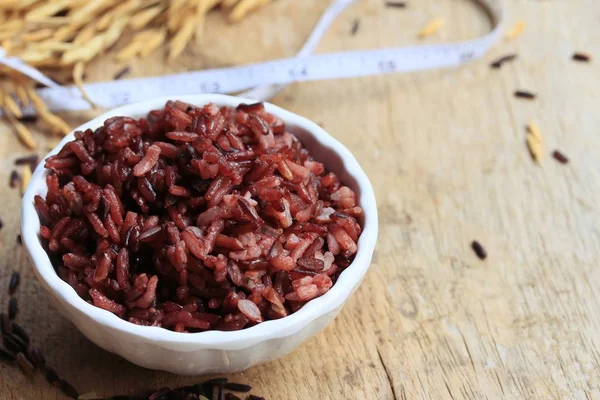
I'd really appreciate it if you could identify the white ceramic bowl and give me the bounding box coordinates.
[21,94,378,375]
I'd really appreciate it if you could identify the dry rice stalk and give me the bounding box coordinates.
[21,164,32,196]
[61,35,104,64]
[26,85,72,135]
[506,21,525,40]
[73,61,97,108]
[222,0,241,8]
[96,0,141,31]
[138,28,167,57]
[527,121,542,143]
[39,111,71,136]
[129,5,163,30]
[418,18,444,39]
[3,92,23,119]
[5,109,37,150]
[25,85,47,112]
[15,84,29,107]
[168,14,196,61]
[229,0,270,23]
[526,121,543,163]
[24,0,71,21]
[73,23,97,46]
[21,29,54,42]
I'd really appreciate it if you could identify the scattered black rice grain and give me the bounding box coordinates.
[490,53,517,69]
[17,234,22,245]
[0,218,3,230]
[0,312,12,335]
[45,366,61,386]
[28,347,45,368]
[223,383,252,393]
[204,378,229,386]
[3,336,22,354]
[572,52,591,62]
[514,90,536,100]
[15,154,39,169]
[60,379,80,399]
[8,333,28,352]
[16,352,35,376]
[385,1,407,8]
[552,150,569,164]
[8,297,18,320]
[18,115,39,123]
[12,323,29,346]
[10,170,20,188]
[224,394,241,400]
[4,334,24,354]
[114,66,131,80]
[351,19,360,35]
[0,347,16,362]
[471,240,487,260]
[8,271,20,295]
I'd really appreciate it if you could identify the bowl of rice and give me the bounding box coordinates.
[21,94,378,375]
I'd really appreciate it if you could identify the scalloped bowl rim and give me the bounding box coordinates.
[21,94,378,351]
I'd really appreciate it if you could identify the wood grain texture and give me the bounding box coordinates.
[1,0,600,398]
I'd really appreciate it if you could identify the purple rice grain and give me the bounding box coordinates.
[0,347,16,362]
[385,1,406,7]
[4,335,24,354]
[45,366,61,386]
[351,19,360,35]
[60,379,80,399]
[28,347,45,368]
[572,52,591,62]
[16,234,22,245]
[15,154,39,169]
[9,170,20,188]
[16,352,35,375]
[223,383,252,393]
[204,378,229,386]
[114,66,131,80]
[11,323,29,346]
[8,297,18,319]
[490,53,517,69]
[552,150,569,164]
[6,333,28,353]
[471,240,487,260]
[0,218,3,230]
[0,312,11,335]
[18,115,39,123]
[8,271,20,295]
[514,90,536,100]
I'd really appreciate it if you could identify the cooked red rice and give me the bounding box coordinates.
[36,100,362,332]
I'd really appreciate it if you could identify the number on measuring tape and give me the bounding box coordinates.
[378,60,398,73]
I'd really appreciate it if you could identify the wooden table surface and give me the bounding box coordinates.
[2,0,600,399]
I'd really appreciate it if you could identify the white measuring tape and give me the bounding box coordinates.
[5,0,504,113]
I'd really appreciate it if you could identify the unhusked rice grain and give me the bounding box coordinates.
[36,100,363,332]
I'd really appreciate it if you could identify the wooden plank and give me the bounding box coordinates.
[2,0,600,398]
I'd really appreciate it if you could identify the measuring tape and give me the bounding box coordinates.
[6,0,505,113]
